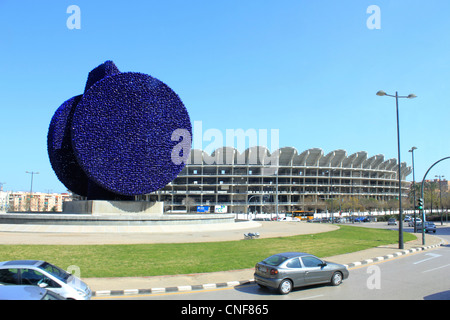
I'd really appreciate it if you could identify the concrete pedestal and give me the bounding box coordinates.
[63,200,163,216]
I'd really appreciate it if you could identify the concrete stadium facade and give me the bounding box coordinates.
[143,147,412,214]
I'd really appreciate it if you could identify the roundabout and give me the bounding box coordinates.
[0,221,338,245]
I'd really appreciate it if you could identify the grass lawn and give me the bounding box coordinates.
[0,225,416,278]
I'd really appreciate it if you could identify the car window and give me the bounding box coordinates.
[20,268,45,286]
[40,262,70,283]
[20,269,60,288]
[301,256,323,268]
[263,255,289,266]
[0,268,19,285]
[286,258,302,268]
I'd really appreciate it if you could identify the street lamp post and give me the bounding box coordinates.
[420,157,450,245]
[376,90,417,249]
[328,169,336,224]
[409,147,417,232]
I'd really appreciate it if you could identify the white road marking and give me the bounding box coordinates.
[422,264,450,273]
[413,253,441,265]
[297,294,324,300]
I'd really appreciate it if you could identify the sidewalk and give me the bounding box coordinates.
[85,229,446,297]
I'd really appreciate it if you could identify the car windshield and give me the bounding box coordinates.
[263,254,289,266]
[39,262,71,283]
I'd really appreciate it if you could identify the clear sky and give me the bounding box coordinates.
[1,0,449,193]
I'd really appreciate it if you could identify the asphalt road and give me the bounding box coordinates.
[101,224,450,301]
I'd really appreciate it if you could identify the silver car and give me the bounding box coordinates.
[0,260,91,300]
[418,222,437,233]
[408,218,422,227]
[254,252,349,294]
[387,218,397,225]
[0,285,65,300]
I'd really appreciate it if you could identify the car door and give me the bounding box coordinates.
[301,256,330,285]
[284,258,305,287]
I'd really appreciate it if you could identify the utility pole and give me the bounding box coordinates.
[26,171,39,211]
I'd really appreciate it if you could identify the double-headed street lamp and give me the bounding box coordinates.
[376,90,417,249]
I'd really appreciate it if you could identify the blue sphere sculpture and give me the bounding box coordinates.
[47,61,192,200]
[47,94,89,197]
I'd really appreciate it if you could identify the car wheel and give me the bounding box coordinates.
[278,279,292,295]
[331,272,343,286]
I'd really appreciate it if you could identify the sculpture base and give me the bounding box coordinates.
[1,201,236,227]
[0,213,236,226]
[63,200,163,216]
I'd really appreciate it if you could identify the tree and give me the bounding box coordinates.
[341,196,362,213]
[424,181,439,212]
[360,197,378,212]
[442,192,450,209]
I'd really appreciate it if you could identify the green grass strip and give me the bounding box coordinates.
[0,225,415,278]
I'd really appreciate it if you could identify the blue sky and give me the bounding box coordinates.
[1,0,449,193]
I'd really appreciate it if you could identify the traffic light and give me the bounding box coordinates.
[416,198,423,210]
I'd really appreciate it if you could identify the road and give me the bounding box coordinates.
[99,223,450,300]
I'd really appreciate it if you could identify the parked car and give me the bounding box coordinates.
[0,260,91,300]
[0,285,65,300]
[280,217,301,222]
[418,222,436,233]
[408,218,422,227]
[254,252,349,294]
[387,218,397,225]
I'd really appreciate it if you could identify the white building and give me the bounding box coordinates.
[141,147,411,214]
[6,191,72,212]
[0,191,10,212]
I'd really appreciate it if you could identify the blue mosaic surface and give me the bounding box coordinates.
[47,61,191,199]
[84,60,120,93]
[47,95,90,197]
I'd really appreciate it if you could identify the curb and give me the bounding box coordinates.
[343,242,443,269]
[92,241,444,297]
[93,280,255,297]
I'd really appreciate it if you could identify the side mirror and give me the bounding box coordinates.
[319,262,327,268]
[38,282,48,288]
